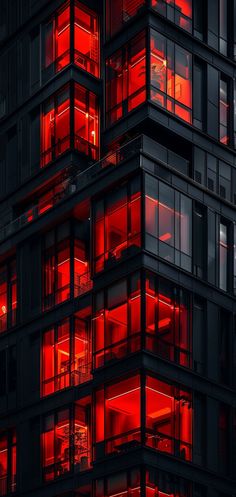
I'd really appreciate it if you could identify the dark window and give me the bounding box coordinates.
[145,175,192,271]
[193,60,205,130]
[151,0,192,33]
[150,30,192,124]
[219,310,231,385]
[219,0,228,55]
[219,404,230,475]
[106,0,146,39]
[219,77,229,146]
[193,202,206,278]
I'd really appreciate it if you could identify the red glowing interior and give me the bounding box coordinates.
[42,309,92,397]
[74,83,99,160]
[94,187,141,273]
[95,375,192,459]
[150,31,192,123]
[43,3,70,73]
[42,400,91,481]
[0,431,16,495]
[106,32,146,125]
[0,262,17,334]
[151,0,192,32]
[106,0,145,38]
[74,2,99,77]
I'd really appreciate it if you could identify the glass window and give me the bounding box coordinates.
[150,31,192,124]
[41,86,70,167]
[219,222,228,291]
[146,468,193,497]
[0,430,16,496]
[151,0,192,33]
[42,3,70,75]
[145,273,191,368]
[41,312,92,397]
[219,0,228,56]
[42,401,91,481]
[93,179,141,273]
[219,78,229,145]
[96,469,141,497]
[146,376,192,460]
[74,2,99,77]
[74,83,99,160]
[145,176,192,272]
[106,32,146,125]
[43,227,92,310]
[93,273,141,368]
[106,0,146,39]
[0,260,17,334]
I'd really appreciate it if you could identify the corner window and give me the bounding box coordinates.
[74,2,100,77]
[40,83,99,167]
[152,0,192,33]
[0,430,16,496]
[106,32,146,125]
[93,178,141,273]
[0,260,17,334]
[150,30,192,123]
[106,0,146,39]
[94,374,192,461]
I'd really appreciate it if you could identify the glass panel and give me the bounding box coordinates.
[0,434,7,496]
[220,79,229,145]
[56,240,70,304]
[219,223,228,291]
[74,2,99,77]
[74,83,99,160]
[106,0,145,38]
[56,5,70,71]
[55,410,70,476]
[42,329,55,397]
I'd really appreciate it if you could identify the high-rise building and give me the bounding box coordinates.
[0,2,235,497]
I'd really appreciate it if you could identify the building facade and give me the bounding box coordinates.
[0,1,235,497]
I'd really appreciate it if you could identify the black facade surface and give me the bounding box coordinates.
[0,2,236,497]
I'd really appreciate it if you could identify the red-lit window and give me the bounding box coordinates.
[0,260,17,334]
[42,2,70,75]
[106,0,146,38]
[94,374,192,460]
[219,78,229,145]
[151,0,192,33]
[41,311,92,397]
[106,32,146,125]
[145,273,191,368]
[0,430,16,496]
[42,401,91,481]
[43,227,92,310]
[74,2,99,77]
[93,178,141,273]
[95,376,141,455]
[74,84,99,160]
[150,30,192,124]
[145,175,192,272]
[96,469,141,497]
[41,86,70,167]
[146,376,192,460]
[41,83,99,167]
[93,273,141,368]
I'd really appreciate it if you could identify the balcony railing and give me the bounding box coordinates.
[0,135,189,243]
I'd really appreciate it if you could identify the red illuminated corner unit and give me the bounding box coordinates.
[151,0,193,33]
[40,83,99,168]
[95,374,192,461]
[42,1,100,78]
[0,430,16,497]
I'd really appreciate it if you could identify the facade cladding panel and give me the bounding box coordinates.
[0,1,235,497]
